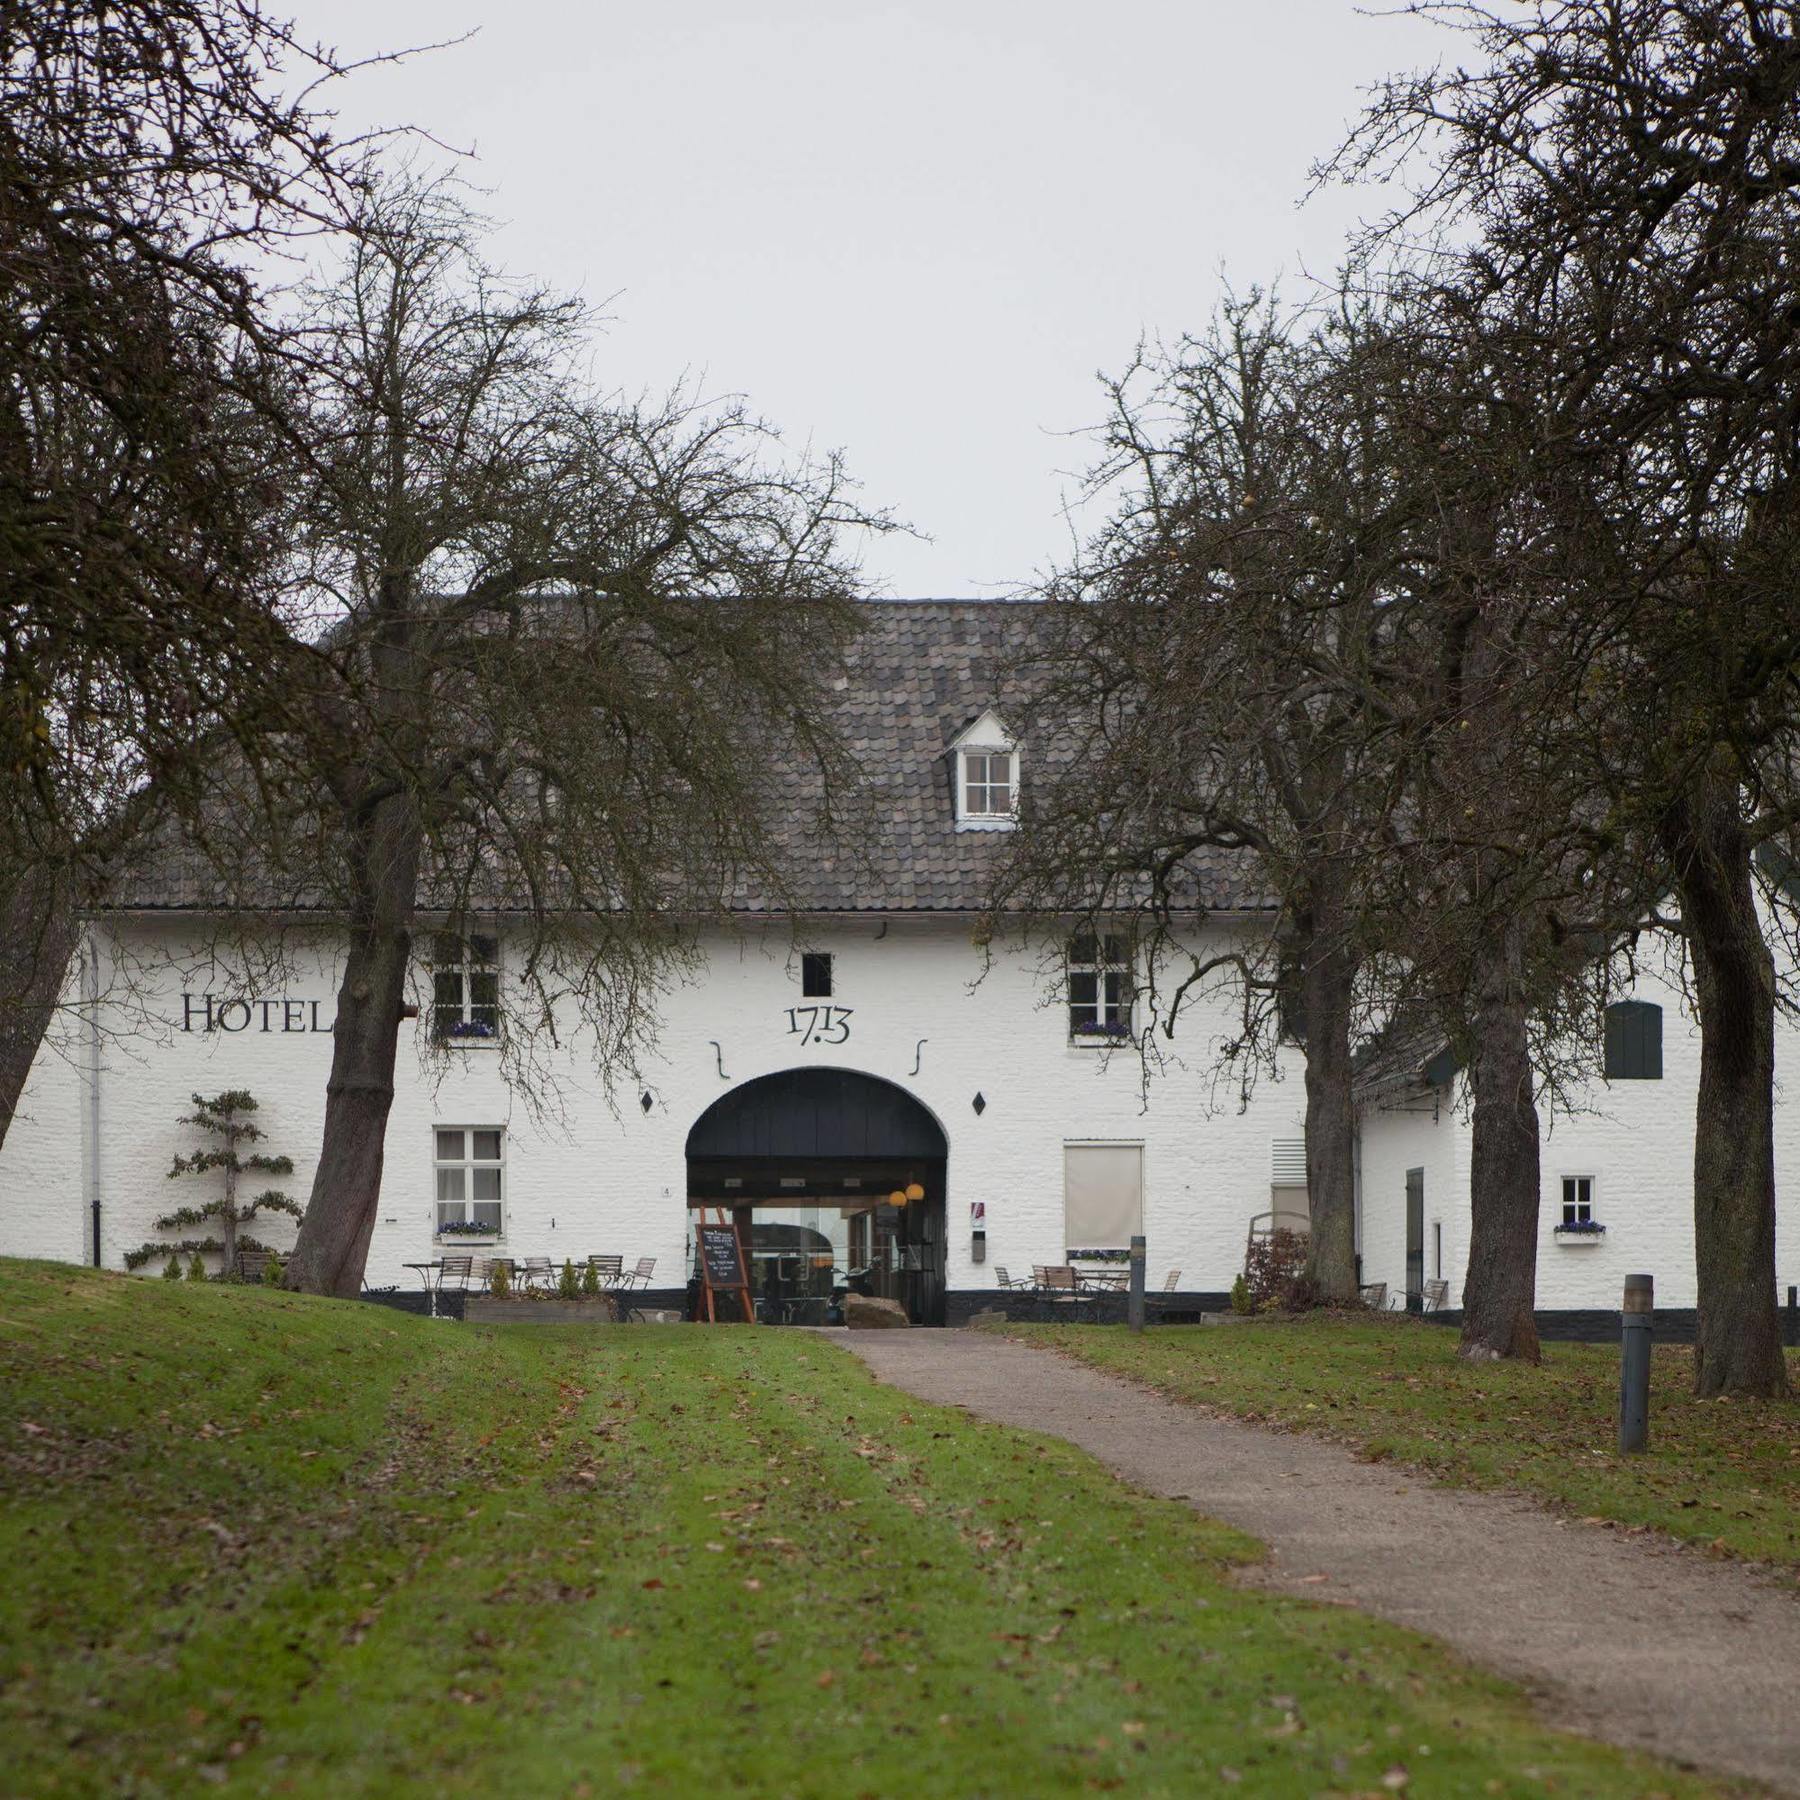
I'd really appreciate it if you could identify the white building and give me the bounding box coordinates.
[1358,943,1798,1330]
[0,601,1792,1328]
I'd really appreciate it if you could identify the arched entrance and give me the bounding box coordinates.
[685,1069,948,1326]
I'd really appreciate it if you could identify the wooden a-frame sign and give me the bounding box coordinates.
[695,1209,754,1322]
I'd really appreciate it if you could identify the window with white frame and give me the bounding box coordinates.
[432,933,499,1042]
[1064,1143,1144,1250]
[1560,1174,1595,1227]
[962,749,1015,819]
[435,1127,504,1235]
[1068,934,1132,1039]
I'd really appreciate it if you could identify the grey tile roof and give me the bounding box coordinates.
[739,598,1042,913]
[108,599,1271,918]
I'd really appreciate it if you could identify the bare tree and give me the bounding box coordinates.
[0,0,405,1149]
[995,296,1427,1306]
[274,180,888,1296]
[1340,298,1627,1363]
[1330,0,1800,1395]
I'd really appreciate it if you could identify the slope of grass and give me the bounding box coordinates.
[0,1260,1745,1796]
[992,1315,1800,1570]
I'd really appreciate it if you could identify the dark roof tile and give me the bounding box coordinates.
[111,600,1271,918]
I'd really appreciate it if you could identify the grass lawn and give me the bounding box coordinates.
[0,1262,1748,1797]
[991,1316,1800,1572]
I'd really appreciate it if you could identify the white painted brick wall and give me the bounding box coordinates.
[18,916,1790,1312]
[1360,952,1798,1311]
[0,917,1311,1293]
[1,963,91,1266]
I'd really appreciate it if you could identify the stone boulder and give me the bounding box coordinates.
[843,1293,911,1330]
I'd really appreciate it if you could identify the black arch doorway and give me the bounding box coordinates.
[686,1068,948,1326]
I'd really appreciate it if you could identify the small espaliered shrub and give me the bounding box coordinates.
[558,1259,580,1300]
[187,1253,206,1281]
[126,1090,303,1277]
[263,1253,284,1286]
[488,1259,511,1297]
[580,1260,601,1298]
[162,1256,183,1281]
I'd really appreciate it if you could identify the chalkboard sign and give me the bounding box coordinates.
[694,1214,755,1322]
[699,1224,745,1290]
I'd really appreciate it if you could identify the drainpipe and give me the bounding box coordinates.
[84,932,101,1267]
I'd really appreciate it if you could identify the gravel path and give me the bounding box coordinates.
[839,1329,1800,1794]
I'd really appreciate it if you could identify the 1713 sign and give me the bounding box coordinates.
[785,1005,852,1046]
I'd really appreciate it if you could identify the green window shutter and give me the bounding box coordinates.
[1604,1001,1662,1080]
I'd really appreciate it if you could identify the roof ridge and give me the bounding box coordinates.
[859,596,1043,607]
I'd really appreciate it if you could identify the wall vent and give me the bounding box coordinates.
[1270,1138,1308,1185]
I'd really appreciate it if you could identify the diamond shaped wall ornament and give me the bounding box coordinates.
[972,1091,986,1115]
[639,1090,655,1114]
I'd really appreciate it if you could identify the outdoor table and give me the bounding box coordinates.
[402,1260,443,1319]
[1076,1267,1129,1321]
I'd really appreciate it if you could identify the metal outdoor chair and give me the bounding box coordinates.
[620,1257,656,1290]
[1422,1278,1450,1313]
[233,1249,270,1283]
[992,1265,1031,1290]
[1040,1265,1094,1322]
[473,1256,513,1292]
[519,1256,556,1292]
[1358,1281,1387,1311]
[587,1254,624,1288]
[439,1254,475,1293]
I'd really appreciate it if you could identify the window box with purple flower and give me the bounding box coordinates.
[431,932,501,1045]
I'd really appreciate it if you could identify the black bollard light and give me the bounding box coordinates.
[1619,1272,1653,1455]
[1128,1234,1146,1334]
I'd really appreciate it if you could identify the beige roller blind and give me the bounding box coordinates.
[1063,1144,1144,1249]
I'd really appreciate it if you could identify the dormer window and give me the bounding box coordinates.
[950,709,1019,830]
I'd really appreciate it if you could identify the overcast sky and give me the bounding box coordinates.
[288,1,1443,596]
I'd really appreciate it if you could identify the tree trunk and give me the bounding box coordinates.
[0,865,81,1156]
[1299,905,1359,1304]
[221,1149,239,1275]
[1459,922,1541,1362]
[284,791,423,1298]
[1662,768,1789,1398]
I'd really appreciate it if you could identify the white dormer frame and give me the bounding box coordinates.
[950,710,1019,831]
